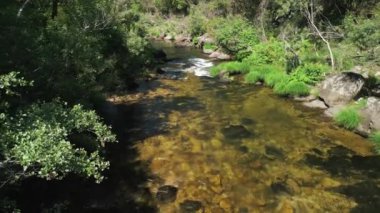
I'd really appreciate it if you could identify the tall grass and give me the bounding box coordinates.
[211,61,250,76]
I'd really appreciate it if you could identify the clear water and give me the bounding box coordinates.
[15,41,380,213]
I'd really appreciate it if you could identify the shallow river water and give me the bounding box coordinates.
[15,42,380,212]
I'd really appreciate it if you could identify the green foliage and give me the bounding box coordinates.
[211,16,258,57]
[1,101,116,183]
[189,9,207,37]
[245,70,263,84]
[334,100,367,130]
[243,38,286,66]
[203,43,218,51]
[344,14,380,50]
[211,61,250,76]
[154,0,189,14]
[264,70,289,87]
[290,63,329,85]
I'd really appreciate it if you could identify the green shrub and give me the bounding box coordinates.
[334,107,361,130]
[290,63,329,84]
[211,16,258,57]
[243,38,286,66]
[211,61,250,76]
[189,9,207,37]
[274,80,310,96]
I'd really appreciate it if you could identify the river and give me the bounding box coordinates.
[15,41,380,212]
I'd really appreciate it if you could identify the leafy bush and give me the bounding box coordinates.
[189,10,207,36]
[154,0,189,14]
[290,63,329,84]
[211,61,250,76]
[274,80,310,96]
[211,16,258,57]
[243,38,286,66]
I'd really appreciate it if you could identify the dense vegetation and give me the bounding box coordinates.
[1,0,379,211]
[0,0,155,210]
[137,0,379,96]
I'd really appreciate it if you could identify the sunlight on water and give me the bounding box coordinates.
[107,41,379,212]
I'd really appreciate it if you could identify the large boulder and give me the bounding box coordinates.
[318,72,365,107]
[209,51,232,60]
[357,97,380,134]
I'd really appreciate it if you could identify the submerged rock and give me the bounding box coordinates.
[156,185,178,203]
[319,72,365,107]
[265,145,284,159]
[271,178,300,196]
[179,200,203,213]
[303,99,328,109]
[222,125,253,140]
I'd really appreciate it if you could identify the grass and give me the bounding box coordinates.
[334,107,361,130]
[264,71,289,87]
[273,80,310,96]
[211,61,250,76]
[245,71,263,84]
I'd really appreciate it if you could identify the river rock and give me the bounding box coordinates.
[318,72,365,107]
[209,51,232,60]
[180,200,203,213]
[357,97,380,134]
[303,99,328,109]
[156,185,178,203]
[164,35,174,41]
[197,34,215,47]
[222,125,253,140]
[371,84,380,97]
[265,145,284,159]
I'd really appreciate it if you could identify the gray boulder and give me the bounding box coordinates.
[209,51,232,60]
[319,72,365,107]
[357,97,380,134]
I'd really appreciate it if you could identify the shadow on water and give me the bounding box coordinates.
[13,89,204,212]
[305,145,380,212]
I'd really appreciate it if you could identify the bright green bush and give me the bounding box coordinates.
[189,9,207,36]
[211,61,250,76]
[334,107,362,130]
[211,16,258,57]
[273,80,310,96]
[243,38,286,66]
[290,63,329,84]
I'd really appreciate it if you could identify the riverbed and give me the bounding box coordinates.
[16,41,380,212]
